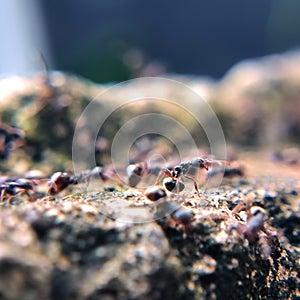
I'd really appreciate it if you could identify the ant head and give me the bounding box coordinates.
[190,158,208,170]
[250,206,265,217]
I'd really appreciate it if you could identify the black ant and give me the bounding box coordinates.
[48,172,76,195]
[155,157,229,197]
[169,207,195,234]
[48,166,115,195]
[242,206,266,242]
[126,161,164,187]
[144,185,167,201]
[126,162,150,187]
[0,178,37,202]
[230,205,278,257]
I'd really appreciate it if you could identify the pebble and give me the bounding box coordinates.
[232,197,242,205]
[192,255,217,276]
[79,204,98,215]
[104,187,116,192]
[263,191,278,201]
[242,188,253,195]
[228,190,239,197]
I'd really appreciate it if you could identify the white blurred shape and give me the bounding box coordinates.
[0,0,51,76]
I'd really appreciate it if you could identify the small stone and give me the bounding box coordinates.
[79,204,98,215]
[104,187,115,192]
[242,188,253,195]
[192,255,217,276]
[227,258,239,270]
[45,208,61,218]
[232,197,242,204]
[263,191,278,201]
[228,190,239,197]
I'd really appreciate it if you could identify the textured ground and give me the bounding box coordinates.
[0,152,299,300]
[0,51,300,299]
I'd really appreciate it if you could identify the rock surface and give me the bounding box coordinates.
[0,158,299,300]
[0,51,299,299]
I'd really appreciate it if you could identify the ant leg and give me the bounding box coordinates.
[7,194,14,205]
[184,174,201,198]
[47,183,58,196]
[24,190,34,202]
[155,168,174,185]
[78,175,90,192]
[193,182,201,198]
[175,175,185,195]
[0,190,5,202]
[231,197,252,215]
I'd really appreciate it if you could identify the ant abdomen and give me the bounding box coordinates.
[163,178,185,192]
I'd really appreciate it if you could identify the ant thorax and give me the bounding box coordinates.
[180,162,199,176]
[190,158,206,168]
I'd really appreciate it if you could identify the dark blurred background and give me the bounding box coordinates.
[1,0,300,82]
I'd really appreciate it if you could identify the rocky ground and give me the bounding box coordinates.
[0,153,299,300]
[0,51,300,299]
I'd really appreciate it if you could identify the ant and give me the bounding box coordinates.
[144,185,167,201]
[144,183,195,234]
[126,161,163,187]
[126,162,150,187]
[242,206,266,242]
[47,166,113,195]
[169,207,195,234]
[48,172,77,195]
[155,157,229,197]
[230,205,277,257]
[154,198,195,235]
[0,178,37,202]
